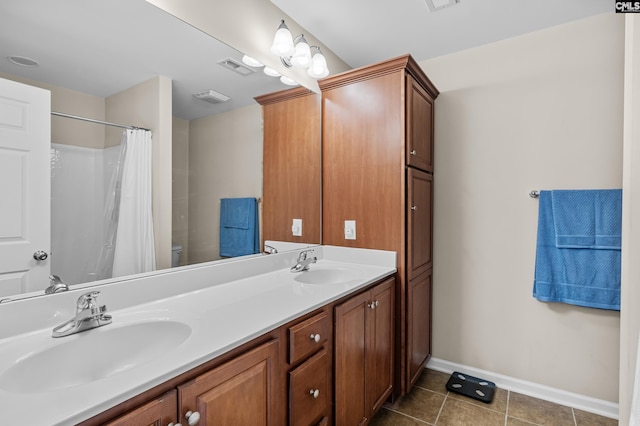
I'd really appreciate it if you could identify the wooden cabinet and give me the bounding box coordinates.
[255,87,321,245]
[178,339,280,426]
[320,55,438,396]
[288,311,332,426]
[104,390,178,426]
[407,270,432,388]
[335,277,394,425]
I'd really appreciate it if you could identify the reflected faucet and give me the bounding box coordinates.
[263,244,278,255]
[52,291,112,338]
[45,274,69,294]
[290,249,317,272]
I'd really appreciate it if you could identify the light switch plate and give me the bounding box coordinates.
[344,220,356,240]
[292,218,302,236]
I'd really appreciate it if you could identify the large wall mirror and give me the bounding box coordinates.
[0,0,321,301]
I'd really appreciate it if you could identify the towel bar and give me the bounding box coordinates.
[529,190,540,198]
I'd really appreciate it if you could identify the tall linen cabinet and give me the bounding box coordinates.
[319,55,438,396]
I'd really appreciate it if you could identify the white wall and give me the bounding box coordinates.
[620,14,640,426]
[421,13,624,402]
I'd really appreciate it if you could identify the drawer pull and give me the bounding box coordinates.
[410,150,417,156]
[310,333,321,343]
[368,300,380,310]
[184,411,200,425]
[310,388,320,398]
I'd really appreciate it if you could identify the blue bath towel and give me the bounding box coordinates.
[219,197,259,257]
[533,190,621,311]
[552,189,622,249]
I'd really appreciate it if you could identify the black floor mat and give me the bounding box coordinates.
[445,371,496,403]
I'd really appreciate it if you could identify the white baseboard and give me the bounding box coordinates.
[427,357,619,420]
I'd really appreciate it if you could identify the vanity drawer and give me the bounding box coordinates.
[289,312,329,364]
[289,349,329,426]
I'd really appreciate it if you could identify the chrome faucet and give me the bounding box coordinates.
[263,244,278,254]
[290,249,317,272]
[52,291,112,338]
[45,274,69,294]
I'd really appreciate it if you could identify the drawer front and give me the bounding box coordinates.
[289,312,328,364]
[290,349,329,426]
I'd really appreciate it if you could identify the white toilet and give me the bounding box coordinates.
[171,243,183,267]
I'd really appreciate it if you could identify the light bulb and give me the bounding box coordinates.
[270,21,295,57]
[307,51,329,78]
[280,76,299,86]
[242,55,263,68]
[263,67,281,77]
[290,36,312,68]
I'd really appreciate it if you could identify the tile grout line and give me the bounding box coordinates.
[433,391,449,424]
[504,389,510,426]
[384,407,433,425]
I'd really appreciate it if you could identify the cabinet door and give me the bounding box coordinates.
[407,270,432,388]
[335,291,369,426]
[407,168,433,281]
[178,339,280,426]
[406,75,434,173]
[289,349,329,426]
[367,278,395,414]
[103,390,177,426]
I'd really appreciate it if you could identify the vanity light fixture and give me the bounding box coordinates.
[241,55,264,68]
[269,19,330,79]
[280,76,299,86]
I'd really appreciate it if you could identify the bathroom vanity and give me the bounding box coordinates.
[0,246,396,425]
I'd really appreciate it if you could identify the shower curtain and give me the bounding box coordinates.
[97,129,156,279]
[112,129,156,277]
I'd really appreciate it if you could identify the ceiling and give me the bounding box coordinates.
[0,0,613,122]
[271,0,613,69]
[0,0,285,121]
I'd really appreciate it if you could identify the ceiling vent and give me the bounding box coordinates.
[424,0,459,12]
[193,89,230,104]
[218,58,256,76]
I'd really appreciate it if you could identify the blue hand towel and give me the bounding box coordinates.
[533,190,621,311]
[219,198,259,257]
[552,189,622,249]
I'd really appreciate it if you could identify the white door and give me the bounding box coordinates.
[0,77,50,297]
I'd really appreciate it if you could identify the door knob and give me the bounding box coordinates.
[33,251,48,261]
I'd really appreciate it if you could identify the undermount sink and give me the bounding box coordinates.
[0,319,191,394]
[293,265,363,285]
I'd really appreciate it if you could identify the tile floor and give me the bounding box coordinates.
[370,369,618,426]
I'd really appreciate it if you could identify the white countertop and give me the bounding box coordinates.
[0,246,396,425]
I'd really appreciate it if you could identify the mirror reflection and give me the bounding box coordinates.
[0,0,318,300]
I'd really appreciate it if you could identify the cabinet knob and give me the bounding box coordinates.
[168,423,182,426]
[410,150,417,156]
[310,333,321,343]
[310,388,320,398]
[411,205,417,212]
[368,302,376,310]
[185,411,200,425]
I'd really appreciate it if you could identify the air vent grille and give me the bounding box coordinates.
[424,0,459,12]
[193,89,230,104]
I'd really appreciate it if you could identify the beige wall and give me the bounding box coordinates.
[420,13,624,402]
[106,76,173,270]
[172,116,189,266]
[0,71,105,148]
[188,104,263,264]
[620,14,640,426]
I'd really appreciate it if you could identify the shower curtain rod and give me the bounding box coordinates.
[51,111,151,132]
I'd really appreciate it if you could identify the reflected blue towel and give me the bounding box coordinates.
[219,198,259,257]
[533,190,621,311]
[552,189,622,249]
